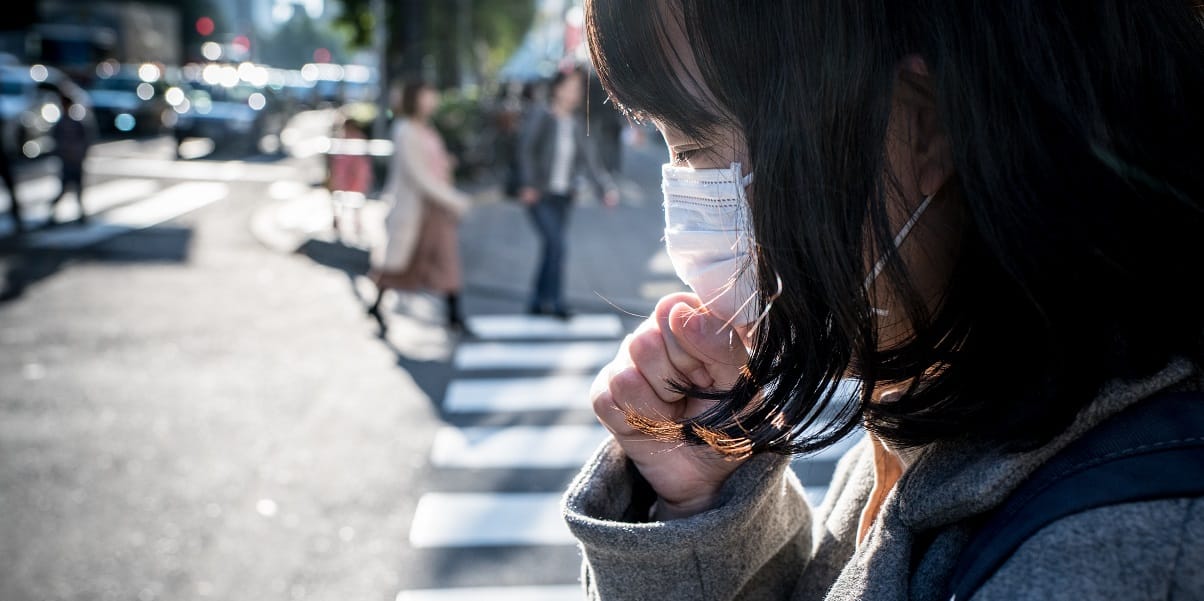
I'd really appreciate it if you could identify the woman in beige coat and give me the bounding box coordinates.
[368,81,472,332]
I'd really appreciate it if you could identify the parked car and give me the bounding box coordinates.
[85,61,172,136]
[171,73,285,156]
[0,63,89,160]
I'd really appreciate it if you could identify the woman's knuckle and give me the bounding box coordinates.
[608,367,644,400]
[627,331,661,364]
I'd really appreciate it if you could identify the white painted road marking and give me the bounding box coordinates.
[444,376,595,413]
[26,182,228,249]
[409,493,573,548]
[0,175,59,205]
[85,156,299,183]
[454,341,620,372]
[431,425,609,469]
[0,178,160,236]
[465,314,624,341]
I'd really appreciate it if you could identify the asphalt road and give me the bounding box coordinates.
[2,132,440,601]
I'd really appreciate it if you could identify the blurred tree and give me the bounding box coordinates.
[334,0,535,88]
[259,10,349,69]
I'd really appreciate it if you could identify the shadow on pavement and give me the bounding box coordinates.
[296,237,370,275]
[297,238,464,405]
[0,226,194,304]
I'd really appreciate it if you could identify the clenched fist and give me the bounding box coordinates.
[592,293,753,520]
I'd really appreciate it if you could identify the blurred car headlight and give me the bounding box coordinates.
[40,104,62,124]
[165,87,185,106]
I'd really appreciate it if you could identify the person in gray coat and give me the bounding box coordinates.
[565,1,1204,599]
[517,67,618,318]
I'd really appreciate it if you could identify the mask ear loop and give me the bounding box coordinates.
[734,270,783,339]
[863,195,934,287]
[864,194,934,316]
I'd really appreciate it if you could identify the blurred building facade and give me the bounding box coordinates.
[24,1,181,73]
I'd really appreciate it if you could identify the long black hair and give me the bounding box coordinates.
[586,0,1204,455]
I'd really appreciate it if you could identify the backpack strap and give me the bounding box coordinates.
[945,390,1204,600]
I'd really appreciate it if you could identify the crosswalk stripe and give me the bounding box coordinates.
[454,341,620,372]
[0,178,160,236]
[85,156,299,183]
[431,425,609,469]
[62,178,160,215]
[409,493,573,548]
[465,314,624,341]
[26,181,228,249]
[3,175,60,205]
[395,586,581,601]
[444,376,594,413]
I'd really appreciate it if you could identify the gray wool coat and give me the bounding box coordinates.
[563,359,1204,600]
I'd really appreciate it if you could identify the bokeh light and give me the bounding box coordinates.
[201,42,222,61]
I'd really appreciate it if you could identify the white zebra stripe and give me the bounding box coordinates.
[431,425,609,469]
[444,376,595,413]
[409,493,572,548]
[465,314,624,341]
[454,341,620,371]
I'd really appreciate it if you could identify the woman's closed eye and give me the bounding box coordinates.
[673,148,703,164]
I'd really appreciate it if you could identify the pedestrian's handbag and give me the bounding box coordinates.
[944,390,1204,600]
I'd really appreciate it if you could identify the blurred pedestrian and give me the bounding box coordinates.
[0,113,22,234]
[517,67,619,318]
[328,116,373,238]
[368,81,472,333]
[493,82,525,199]
[50,94,95,226]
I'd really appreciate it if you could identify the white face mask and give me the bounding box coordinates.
[662,162,760,329]
[662,160,934,328]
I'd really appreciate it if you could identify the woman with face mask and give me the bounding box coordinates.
[565,1,1204,599]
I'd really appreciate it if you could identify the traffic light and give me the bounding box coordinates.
[196,17,215,37]
[232,35,252,55]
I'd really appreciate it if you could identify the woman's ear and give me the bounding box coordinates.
[898,56,954,197]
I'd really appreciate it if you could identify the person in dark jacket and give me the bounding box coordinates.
[517,67,618,318]
[50,94,95,225]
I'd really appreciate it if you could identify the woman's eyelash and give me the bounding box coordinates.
[674,149,700,163]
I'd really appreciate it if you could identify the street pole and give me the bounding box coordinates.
[373,0,390,139]
[398,0,425,81]
[457,0,471,91]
